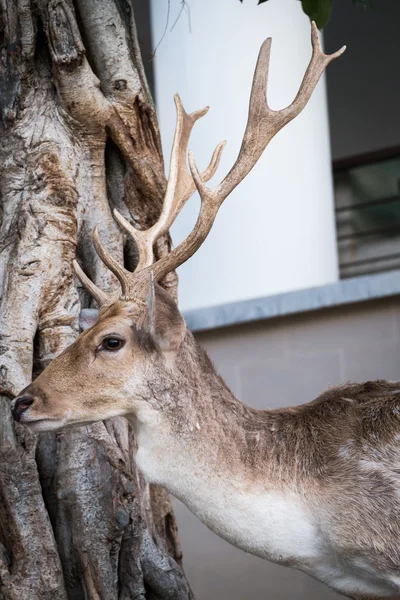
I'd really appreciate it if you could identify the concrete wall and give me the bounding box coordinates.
[173,295,400,599]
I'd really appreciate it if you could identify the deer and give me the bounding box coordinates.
[9,23,400,600]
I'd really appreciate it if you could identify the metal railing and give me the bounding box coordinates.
[333,147,400,279]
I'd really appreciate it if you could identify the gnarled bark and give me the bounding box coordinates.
[0,1,191,598]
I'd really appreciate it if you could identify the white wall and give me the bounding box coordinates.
[150,0,339,311]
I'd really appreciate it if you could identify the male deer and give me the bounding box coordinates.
[11,24,400,600]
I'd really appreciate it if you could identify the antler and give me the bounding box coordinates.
[75,23,345,306]
[149,22,345,283]
[113,95,226,272]
[74,95,225,305]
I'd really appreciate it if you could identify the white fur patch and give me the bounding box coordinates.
[188,488,319,562]
[136,431,318,562]
[134,421,400,599]
[309,562,400,598]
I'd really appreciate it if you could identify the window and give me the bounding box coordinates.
[334,149,400,278]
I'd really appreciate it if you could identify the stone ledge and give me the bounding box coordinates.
[183,270,400,332]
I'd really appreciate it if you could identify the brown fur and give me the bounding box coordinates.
[11,287,400,599]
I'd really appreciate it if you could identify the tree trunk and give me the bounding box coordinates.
[0,1,192,598]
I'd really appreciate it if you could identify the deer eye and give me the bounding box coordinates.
[101,337,125,352]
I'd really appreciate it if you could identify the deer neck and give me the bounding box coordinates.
[129,332,318,563]
[132,331,260,485]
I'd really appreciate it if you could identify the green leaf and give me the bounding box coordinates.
[239,0,371,25]
[353,0,373,8]
[300,0,333,29]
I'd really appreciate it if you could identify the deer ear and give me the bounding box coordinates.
[79,308,99,331]
[146,273,186,352]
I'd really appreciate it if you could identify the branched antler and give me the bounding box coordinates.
[75,22,345,306]
[74,95,226,304]
[150,22,345,283]
[113,94,226,272]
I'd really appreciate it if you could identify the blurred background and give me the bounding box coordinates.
[134,1,400,597]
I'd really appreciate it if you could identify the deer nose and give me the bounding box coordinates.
[12,395,35,422]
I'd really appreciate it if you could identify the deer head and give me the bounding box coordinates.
[11,24,345,432]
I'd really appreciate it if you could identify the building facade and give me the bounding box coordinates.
[136,0,400,597]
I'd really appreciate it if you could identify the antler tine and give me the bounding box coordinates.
[216,21,346,200]
[278,21,346,125]
[200,140,227,183]
[113,210,150,269]
[92,227,132,299]
[72,259,110,307]
[150,151,224,282]
[149,24,345,283]
[114,94,226,272]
